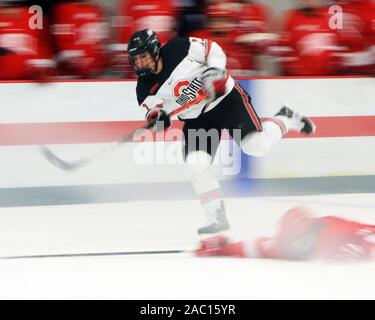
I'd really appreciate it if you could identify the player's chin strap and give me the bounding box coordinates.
[40,93,209,171]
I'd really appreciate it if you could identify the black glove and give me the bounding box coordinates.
[0,47,12,56]
[146,107,171,131]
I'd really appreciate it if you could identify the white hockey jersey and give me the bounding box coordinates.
[136,36,235,120]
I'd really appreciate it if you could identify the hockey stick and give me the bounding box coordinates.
[1,249,189,260]
[41,93,209,171]
[40,121,154,171]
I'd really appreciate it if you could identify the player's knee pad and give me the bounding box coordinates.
[241,131,272,157]
[185,151,213,177]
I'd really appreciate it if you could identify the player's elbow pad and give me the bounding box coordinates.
[201,67,227,100]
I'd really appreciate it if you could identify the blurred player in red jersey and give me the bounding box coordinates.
[0,0,56,81]
[111,0,178,78]
[205,2,249,76]
[235,1,275,56]
[331,0,375,74]
[194,1,271,76]
[50,0,110,78]
[196,206,375,262]
[273,0,346,76]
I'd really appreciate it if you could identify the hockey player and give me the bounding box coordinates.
[203,2,258,76]
[114,0,177,47]
[191,1,273,75]
[128,29,316,235]
[331,0,375,74]
[111,0,177,78]
[196,206,375,262]
[49,0,110,78]
[0,0,56,81]
[234,0,274,73]
[273,0,347,76]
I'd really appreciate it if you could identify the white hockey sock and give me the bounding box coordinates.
[186,151,223,224]
[241,120,284,157]
[199,189,223,224]
[262,120,284,143]
[273,114,303,133]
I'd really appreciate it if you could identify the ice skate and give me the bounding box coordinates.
[275,104,316,134]
[198,201,230,235]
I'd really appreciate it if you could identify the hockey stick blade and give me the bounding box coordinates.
[1,249,188,260]
[40,146,87,171]
[40,124,150,171]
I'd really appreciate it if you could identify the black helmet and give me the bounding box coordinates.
[128,29,161,77]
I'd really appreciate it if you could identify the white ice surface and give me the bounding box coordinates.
[0,194,375,299]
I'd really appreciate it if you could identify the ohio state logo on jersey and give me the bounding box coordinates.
[173,77,204,106]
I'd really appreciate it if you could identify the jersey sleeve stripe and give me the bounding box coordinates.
[205,39,213,61]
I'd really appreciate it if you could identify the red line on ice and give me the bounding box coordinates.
[0,116,374,145]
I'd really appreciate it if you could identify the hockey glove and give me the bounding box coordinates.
[146,106,171,131]
[195,235,229,257]
[201,67,227,102]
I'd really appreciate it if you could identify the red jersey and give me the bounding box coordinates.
[334,0,375,73]
[0,6,55,80]
[277,7,345,76]
[50,2,110,78]
[203,1,267,74]
[237,2,274,71]
[216,33,257,75]
[257,215,375,261]
[237,1,270,36]
[114,0,177,49]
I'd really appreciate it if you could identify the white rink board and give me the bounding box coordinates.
[0,77,374,186]
[251,136,375,178]
[0,81,142,123]
[1,78,374,123]
[0,136,374,188]
[0,141,239,188]
[253,77,375,117]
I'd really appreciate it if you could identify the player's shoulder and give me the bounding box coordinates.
[162,36,191,55]
[160,36,192,68]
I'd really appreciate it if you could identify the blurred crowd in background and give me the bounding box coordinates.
[0,0,374,81]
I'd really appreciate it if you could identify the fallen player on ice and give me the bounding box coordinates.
[195,206,375,262]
